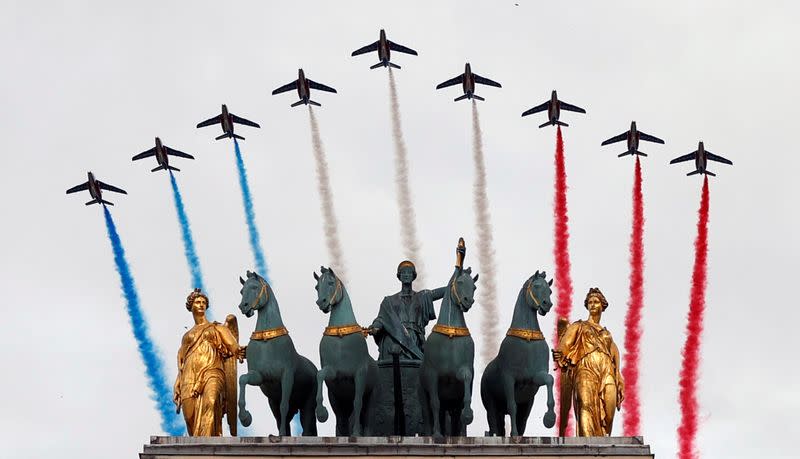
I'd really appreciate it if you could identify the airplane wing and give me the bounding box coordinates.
[96,181,127,194]
[521,101,549,117]
[351,41,379,56]
[307,79,337,93]
[670,151,697,164]
[272,80,298,95]
[706,151,733,165]
[559,101,586,113]
[66,182,89,194]
[601,132,628,146]
[132,147,157,161]
[165,147,195,160]
[436,74,463,89]
[473,73,502,88]
[196,114,222,128]
[387,41,418,55]
[230,114,261,128]
[639,131,665,144]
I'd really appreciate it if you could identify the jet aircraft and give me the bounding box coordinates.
[66,172,127,206]
[196,104,260,141]
[670,141,733,177]
[272,69,337,107]
[351,29,418,69]
[521,90,586,128]
[435,63,501,102]
[131,137,195,172]
[601,121,665,157]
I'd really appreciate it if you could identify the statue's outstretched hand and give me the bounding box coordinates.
[367,325,381,336]
[237,346,247,362]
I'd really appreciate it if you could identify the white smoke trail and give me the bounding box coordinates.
[388,68,425,284]
[308,107,348,282]
[471,100,500,365]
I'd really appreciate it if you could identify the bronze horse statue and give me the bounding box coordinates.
[313,266,378,436]
[480,271,555,436]
[237,271,318,435]
[420,265,479,436]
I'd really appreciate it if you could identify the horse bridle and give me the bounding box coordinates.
[450,273,468,311]
[324,275,342,307]
[247,277,270,313]
[526,277,542,308]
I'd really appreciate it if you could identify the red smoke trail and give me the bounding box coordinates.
[677,177,709,459]
[622,156,644,436]
[551,126,574,435]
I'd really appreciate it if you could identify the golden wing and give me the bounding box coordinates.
[223,314,239,436]
[556,317,573,436]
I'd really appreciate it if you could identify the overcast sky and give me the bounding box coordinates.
[1,1,798,458]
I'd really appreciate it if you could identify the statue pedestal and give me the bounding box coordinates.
[368,359,426,436]
[141,436,654,458]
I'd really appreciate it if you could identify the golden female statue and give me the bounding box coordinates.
[174,289,245,436]
[552,288,624,436]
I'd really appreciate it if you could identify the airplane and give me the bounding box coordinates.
[196,104,260,141]
[521,90,586,128]
[351,29,418,69]
[272,69,337,107]
[435,63,501,102]
[601,121,665,157]
[131,137,195,172]
[670,141,733,177]
[66,172,127,206]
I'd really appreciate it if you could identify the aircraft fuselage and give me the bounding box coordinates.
[628,121,640,151]
[696,142,707,172]
[87,172,101,201]
[154,137,169,167]
[297,69,310,103]
[378,29,390,65]
[548,90,560,123]
[221,104,234,134]
[463,63,475,97]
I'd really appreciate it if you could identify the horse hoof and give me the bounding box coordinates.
[543,411,556,428]
[239,410,252,427]
[462,407,474,425]
[316,406,329,423]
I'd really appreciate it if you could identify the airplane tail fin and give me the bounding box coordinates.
[472,94,485,101]
[618,151,633,158]
[555,120,569,127]
[705,170,716,177]
[86,199,113,206]
[637,151,648,157]
[454,94,470,102]
[538,121,552,129]
[151,165,180,173]
[215,132,245,141]
[687,169,713,176]
[291,100,306,108]
[388,62,401,69]
[308,100,322,107]
[370,62,385,70]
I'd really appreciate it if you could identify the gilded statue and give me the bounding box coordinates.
[174,289,245,436]
[552,287,624,436]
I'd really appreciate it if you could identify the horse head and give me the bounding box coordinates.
[525,270,554,316]
[238,270,271,318]
[313,266,343,314]
[450,266,479,312]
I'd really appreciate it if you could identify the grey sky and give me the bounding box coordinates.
[1,1,798,457]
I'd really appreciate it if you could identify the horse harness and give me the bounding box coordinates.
[526,277,541,308]
[247,278,290,342]
[323,324,369,337]
[504,278,546,341]
[432,323,471,339]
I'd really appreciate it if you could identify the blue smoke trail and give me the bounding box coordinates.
[103,206,186,436]
[168,171,205,292]
[233,139,269,280]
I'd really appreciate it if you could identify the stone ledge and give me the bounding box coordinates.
[141,436,653,458]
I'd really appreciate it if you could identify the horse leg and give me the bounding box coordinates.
[278,368,295,436]
[484,395,499,436]
[315,367,333,423]
[458,366,474,428]
[422,371,442,437]
[238,370,262,427]
[301,394,318,436]
[501,373,519,436]
[350,364,368,436]
[534,371,556,428]
[516,399,534,436]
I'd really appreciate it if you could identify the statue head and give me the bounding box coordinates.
[584,287,609,313]
[450,266,479,312]
[238,271,270,318]
[313,266,342,313]
[396,260,417,283]
[526,270,554,315]
[186,288,209,313]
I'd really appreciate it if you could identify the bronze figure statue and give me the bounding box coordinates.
[552,287,625,436]
[174,289,244,436]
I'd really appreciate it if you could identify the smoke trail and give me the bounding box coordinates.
[551,126,575,436]
[388,68,424,284]
[168,171,205,292]
[308,107,347,281]
[471,101,500,365]
[102,206,186,436]
[677,177,710,459]
[233,139,269,279]
[622,156,644,436]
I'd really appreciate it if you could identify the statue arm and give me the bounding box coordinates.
[553,322,579,368]
[217,323,244,360]
[611,339,624,405]
[430,286,447,301]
